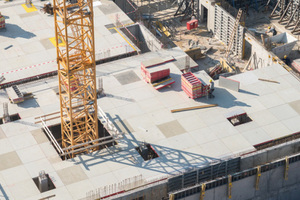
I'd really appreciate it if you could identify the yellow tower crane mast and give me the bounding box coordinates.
[53,0,98,158]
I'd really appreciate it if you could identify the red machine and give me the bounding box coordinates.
[186,19,198,30]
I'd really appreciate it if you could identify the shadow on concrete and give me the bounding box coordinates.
[239,89,259,96]
[194,87,251,108]
[73,113,220,175]
[0,23,36,39]
[0,184,9,200]
[18,98,40,108]
[105,93,135,102]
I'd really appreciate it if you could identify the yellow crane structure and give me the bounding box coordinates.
[53,0,98,158]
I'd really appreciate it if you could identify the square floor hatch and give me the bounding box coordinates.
[135,143,159,161]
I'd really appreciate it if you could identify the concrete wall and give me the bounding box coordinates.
[113,182,168,200]
[180,160,300,200]
[245,33,274,69]
[139,23,163,51]
[114,0,137,21]
[240,139,300,171]
[199,0,216,32]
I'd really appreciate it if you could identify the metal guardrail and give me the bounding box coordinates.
[41,118,64,155]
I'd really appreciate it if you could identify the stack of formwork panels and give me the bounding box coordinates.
[181,72,202,99]
[195,71,210,97]
[141,64,170,83]
[141,57,174,83]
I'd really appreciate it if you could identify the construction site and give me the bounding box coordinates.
[1,0,300,199]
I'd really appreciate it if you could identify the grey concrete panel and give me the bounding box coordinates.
[253,151,268,167]
[219,76,240,92]
[240,155,254,171]
[31,129,49,144]
[114,70,141,85]
[289,100,300,115]
[232,176,255,200]
[40,38,55,50]
[0,127,6,140]
[57,165,88,185]
[267,145,294,163]
[0,151,22,171]
[19,11,39,18]
[157,120,186,138]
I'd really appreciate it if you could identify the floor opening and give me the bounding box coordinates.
[43,119,117,160]
[33,171,56,193]
[135,143,159,161]
[0,113,21,125]
[227,113,252,126]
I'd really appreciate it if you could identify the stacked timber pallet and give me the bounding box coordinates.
[181,72,209,99]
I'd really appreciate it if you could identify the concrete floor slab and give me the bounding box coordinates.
[0,138,14,155]
[1,121,30,137]
[127,85,156,101]
[250,109,279,126]
[8,132,37,151]
[148,108,176,125]
[282,116,300,133]
[209,121,239,139]
[39,142,59,159]
[201,140,231,158]
[0,127,6,140]
[177,114,206,132]
[0,165,32,186]
[157,120,186,138]
[57,165,88,186]
[277,87,300,103]
[16,145,45,164]
[9,178,40,199]
[114,70,141,85]
[24,158,55,177]
[289,100,300,115]
[221,134,254,153]
[242,128,272,145]
[258,93,285,109]
[166,133,198,150]
[188,126,218,145]
[66,179,95,200]
[90,171,119,189]
[0,151,22,171]
[137,97,166,113]
[262,122,292,139]
[31,129,49,144]
[268,104,299,121]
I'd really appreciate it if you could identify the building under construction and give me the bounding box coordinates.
[1,0,300,199]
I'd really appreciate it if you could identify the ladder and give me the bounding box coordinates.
[225,8,242,59]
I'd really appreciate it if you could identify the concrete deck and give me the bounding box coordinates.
[1,0,300,200]
[0,50,300,199]
[0,0,136,84]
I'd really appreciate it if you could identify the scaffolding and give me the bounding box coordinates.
[53,0,98,158]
